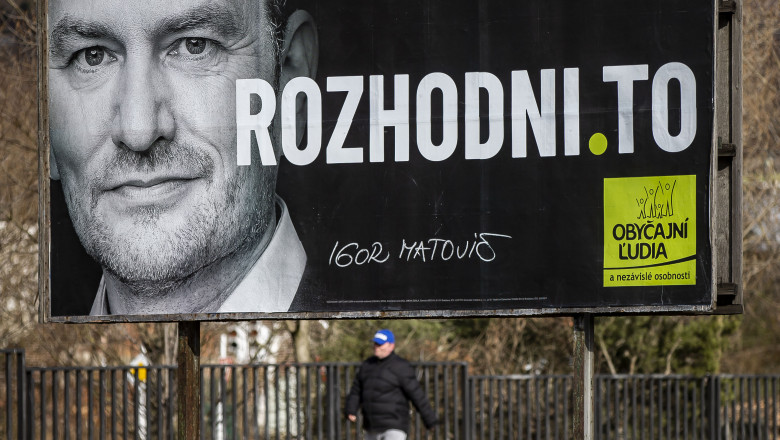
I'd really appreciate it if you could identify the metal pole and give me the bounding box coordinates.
[17,351,27,440]
[572,314,594,440]
[178,321,201,439]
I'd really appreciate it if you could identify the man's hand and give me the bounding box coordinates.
[348,414,357,422]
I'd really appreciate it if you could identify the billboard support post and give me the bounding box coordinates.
[572,314,594,440]
[177,322,200,438]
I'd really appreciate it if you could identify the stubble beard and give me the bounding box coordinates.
[63,140,276,298]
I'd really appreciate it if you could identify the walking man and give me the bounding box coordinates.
[346,329,438,439]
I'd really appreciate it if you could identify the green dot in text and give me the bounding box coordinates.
[589,133,608,155]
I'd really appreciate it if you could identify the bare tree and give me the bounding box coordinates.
[0,0,40,349]
[722,0,780,373]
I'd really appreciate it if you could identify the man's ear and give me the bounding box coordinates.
[50,148,60,180]
[279,10,318,87]
[278,10,318,147]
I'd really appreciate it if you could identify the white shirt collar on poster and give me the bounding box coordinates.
[89,197,306,315]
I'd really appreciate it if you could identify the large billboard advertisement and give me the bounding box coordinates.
[42,0,718,321]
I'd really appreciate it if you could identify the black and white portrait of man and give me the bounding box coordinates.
[48,0,318,315]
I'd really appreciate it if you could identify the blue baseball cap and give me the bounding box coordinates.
[372,329,395,344]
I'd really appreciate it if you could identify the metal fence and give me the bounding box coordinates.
[2,349,779,439]
[467,374,780,440]
[470,375,572,440]
[25,366,177,440]
[0,350,25,440]
[197,362,468,440]
[592,374,780,440]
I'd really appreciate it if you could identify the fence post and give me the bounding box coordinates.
[177,322,201,439]
[707,375,721,440]
[462,364,471,440]
[26,370,34,440]
[329,365,338,440]
[16,350,26,440]
[572,314,595,440]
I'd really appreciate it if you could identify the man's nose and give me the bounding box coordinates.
[111,58,175,152]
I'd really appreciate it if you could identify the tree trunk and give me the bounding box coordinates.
[287,320,312,363]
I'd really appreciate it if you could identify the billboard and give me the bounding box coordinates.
[41,0,721,321]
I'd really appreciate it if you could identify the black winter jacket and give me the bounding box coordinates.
[345,352,438,433]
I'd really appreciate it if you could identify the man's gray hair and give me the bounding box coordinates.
[267,0,289,87]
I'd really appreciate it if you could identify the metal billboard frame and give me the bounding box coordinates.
[37,0,742,323]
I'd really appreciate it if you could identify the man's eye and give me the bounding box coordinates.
[82,46,106,66]
[170,37,214,57]
[185,38,207,55]
[165,37,223,68]
[84,47,104,66]
[68,46,117,73]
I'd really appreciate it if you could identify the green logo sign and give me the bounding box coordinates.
[604,175,696,287]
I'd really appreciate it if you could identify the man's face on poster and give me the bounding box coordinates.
[48,0,286,286]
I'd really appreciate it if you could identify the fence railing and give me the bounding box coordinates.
[196,363,470,440]
[469,375,572,440]
[25,366,177,440]
[1,349,25,440]
[2,349,779,439]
